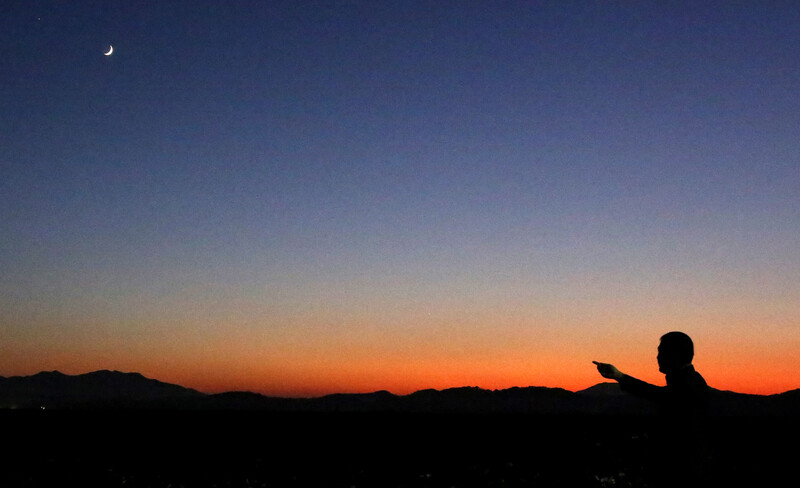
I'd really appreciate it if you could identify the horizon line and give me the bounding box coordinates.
[3,369,797,399]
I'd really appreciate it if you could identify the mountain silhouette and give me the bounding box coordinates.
[1,370,798,415]
[0,370,202,409]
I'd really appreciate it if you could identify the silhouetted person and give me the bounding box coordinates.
[593,331,709,487]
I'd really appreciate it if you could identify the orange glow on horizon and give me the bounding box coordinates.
[2,312,797,398]
[1,355,795,398]
[147,351,797,398]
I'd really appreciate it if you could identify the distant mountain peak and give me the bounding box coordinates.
[577,382,625,396]
[31,370,67,377]
[0,369,201,409]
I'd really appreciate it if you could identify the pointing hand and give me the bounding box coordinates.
[593,361,624,381]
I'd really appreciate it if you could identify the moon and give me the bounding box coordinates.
[104,45,113,56]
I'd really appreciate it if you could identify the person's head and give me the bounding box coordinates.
[657,331,694,374]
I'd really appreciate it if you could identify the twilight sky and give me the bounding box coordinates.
[2,1,799,396]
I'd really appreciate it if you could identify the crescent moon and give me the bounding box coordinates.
[104,45,113,56]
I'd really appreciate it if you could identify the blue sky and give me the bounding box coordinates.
[2,1,799,395]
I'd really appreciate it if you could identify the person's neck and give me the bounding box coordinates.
[666,363,693,376]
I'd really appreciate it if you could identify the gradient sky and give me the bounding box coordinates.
[2,1,799,397]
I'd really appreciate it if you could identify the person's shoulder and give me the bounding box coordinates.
[689,368,708,388]
[670,366,707,387]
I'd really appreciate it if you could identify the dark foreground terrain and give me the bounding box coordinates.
[3,411,797,487]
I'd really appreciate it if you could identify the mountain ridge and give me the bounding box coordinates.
[1,370,798,415]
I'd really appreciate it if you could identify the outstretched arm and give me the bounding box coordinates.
[593,361,624,380]
[593,361,665,403]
